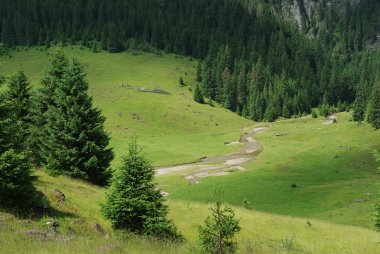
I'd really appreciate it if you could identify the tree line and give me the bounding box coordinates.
[0,0,379,126]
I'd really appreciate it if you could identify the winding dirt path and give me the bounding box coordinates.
[156,126,267,184]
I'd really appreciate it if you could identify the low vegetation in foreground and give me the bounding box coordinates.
[0,170,379,254]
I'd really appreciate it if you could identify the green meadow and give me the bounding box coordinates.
[0,47,251,167]
[1,48,380,253]
[162,113,380,228]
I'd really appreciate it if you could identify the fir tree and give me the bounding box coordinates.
[29,51,69,166]
[193,83,205,104]
[0,79,37,213]
[264,101,277,122]
[282,103,291,118]
[6,71,32,145]
[44,57,114,185]
[198,201,241,254]
[368,82,380,129]
[102,138,181,240]
[7,71,31,122]
[353,81,368,123]
[196,62,202,83]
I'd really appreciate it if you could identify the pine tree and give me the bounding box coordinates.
[193,83,205,104]
[353,81,368,123]
[282,103,291,118]
[264,101,277,122]
[368,82,380,129]
[196,62,202,83]
[102,138,181,240]
[0,79,37,213]
[107,24,123,53]
[198,201,241,254]
[44,57,114,185]
[29,50,69,166]
[6,71,32,145]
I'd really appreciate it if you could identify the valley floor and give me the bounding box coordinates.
[1,48,380,253]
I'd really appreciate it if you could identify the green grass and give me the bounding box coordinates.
[161,113,380,228]
[2,47,380,252]
[1,171,379,254]
[0,46,251,167]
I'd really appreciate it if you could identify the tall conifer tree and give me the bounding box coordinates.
[44,56,114,185]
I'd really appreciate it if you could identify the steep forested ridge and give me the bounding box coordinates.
[0,0,379,122]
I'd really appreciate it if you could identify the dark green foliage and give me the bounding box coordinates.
[198,201,241,254]
[7,71,31,121]
[0,81,23,154]
[102,138,181,240]
[107,24,124,53]
[1,0,380,120]
[193,83,205,104]
[367,82,380,129]
[179,76,185,87]
[264,102,277,122]
[0,149,36,212]
[196,62,202,83]
[0,77,37,213]
[320,104,330,117]
[42,55,113,185]
[6,71,32,145]
[29,51,69,166]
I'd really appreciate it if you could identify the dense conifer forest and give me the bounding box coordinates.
[0,0,379,124]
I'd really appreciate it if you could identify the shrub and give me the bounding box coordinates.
[311,110,318,118]
[198,201,241,254]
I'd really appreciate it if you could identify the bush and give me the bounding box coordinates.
[311,110,318,118]
[198,201,241,254]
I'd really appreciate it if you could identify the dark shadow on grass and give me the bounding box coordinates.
[1,190,75,220]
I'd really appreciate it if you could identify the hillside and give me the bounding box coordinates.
[1,47,379,253]
[0,171,379,254]
[1,0,380,253]
[0,47,251,167]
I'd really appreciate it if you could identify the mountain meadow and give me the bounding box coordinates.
[1,0,380,253]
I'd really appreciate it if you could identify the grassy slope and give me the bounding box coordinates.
[1,48,380,252]
[0,47,251,167]
[1,171,379,254]
[162,113,380,228]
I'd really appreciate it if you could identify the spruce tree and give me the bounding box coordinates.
[368,82,380,129]
[198,201,241,254]
[29,51,69,166]
[102,138,181,240]
[264,101,277,122]
[44,57,114,185]
[196,62,202,83]
[6,71,32,145]
[193,83,205,104]
[353,81,368,123]
[0,78,37,213]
